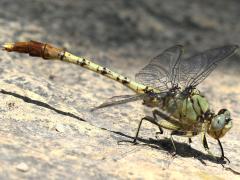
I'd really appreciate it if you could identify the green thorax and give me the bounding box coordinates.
[163,89,210,129]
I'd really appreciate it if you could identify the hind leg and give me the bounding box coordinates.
[133,109,168,143]
[133,115,161,143]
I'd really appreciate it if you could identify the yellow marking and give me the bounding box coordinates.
[2,43,14,50]
[62,52,160,94]
[2,41,161,94]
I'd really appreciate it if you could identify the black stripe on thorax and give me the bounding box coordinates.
[171,130,198,137]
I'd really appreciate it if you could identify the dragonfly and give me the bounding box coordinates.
[2,41,239,162]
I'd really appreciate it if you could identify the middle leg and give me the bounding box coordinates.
[170,130,197,155]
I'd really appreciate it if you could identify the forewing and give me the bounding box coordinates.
[178,45,239,88]
[135,45,184,91]
[91,94,145,111]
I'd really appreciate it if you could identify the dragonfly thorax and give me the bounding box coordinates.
[162,89,211,131]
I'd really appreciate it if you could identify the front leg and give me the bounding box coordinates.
[217,139,230,163]
[202,133,215,157]
[202,134,231,165]
[202,133,221,163]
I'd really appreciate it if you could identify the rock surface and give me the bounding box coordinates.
[0,0,240,179]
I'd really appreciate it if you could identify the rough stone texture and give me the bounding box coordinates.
[0,0,240,179]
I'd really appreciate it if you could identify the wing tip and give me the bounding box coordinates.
[165,44,184,53]
[175,44,184,49]
[225,44,239,50]
[176,44,184,47]
[215,44,239,55]
[228,44,239,55]
[232,44,239,51]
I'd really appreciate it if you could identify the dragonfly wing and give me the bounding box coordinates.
[91,94,145,111]
[178,45,239,88]
[135,45,184,91]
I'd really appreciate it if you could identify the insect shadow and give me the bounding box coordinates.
[143,137,240,175]
[1,89,237,172]
[0,89,240,175]
[0,89,85,122]
[109,129,225,166]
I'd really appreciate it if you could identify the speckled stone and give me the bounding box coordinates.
[0,0,240,179]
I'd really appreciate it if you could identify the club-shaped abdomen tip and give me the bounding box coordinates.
[2,42,14,51]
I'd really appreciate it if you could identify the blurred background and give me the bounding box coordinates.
[1,0,239,57]
[1,0,239,85]
[0,0,240,179]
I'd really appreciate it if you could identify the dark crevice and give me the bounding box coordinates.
[0,89,85,122]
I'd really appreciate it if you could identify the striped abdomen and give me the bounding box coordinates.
[2,41,160,95]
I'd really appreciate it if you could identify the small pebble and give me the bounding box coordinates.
[16,162,29,172]
[55,124,65,132]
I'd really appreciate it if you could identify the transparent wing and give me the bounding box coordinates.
[178,45,239,88]
[90,94,145,111]
[135,45,184,91]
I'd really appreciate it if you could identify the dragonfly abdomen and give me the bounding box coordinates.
[2,41,160,95]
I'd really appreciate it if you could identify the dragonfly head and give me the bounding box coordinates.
[207,109,232,139]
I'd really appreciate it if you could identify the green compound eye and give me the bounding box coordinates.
[212,114,226,130]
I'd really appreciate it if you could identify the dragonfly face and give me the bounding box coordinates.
[208,109,232,139]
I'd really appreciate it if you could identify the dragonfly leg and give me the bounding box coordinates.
[202,134,230,165]
[202,133,211,152]
[202,133,217,159]
[133,116,160,144]
[152,109,164,134]
[170,130,197,155]
[188,138,192,149]
[155,127,164,140]
[170,133,177,156]
[217,139,230,163]
[134,109,167,143]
